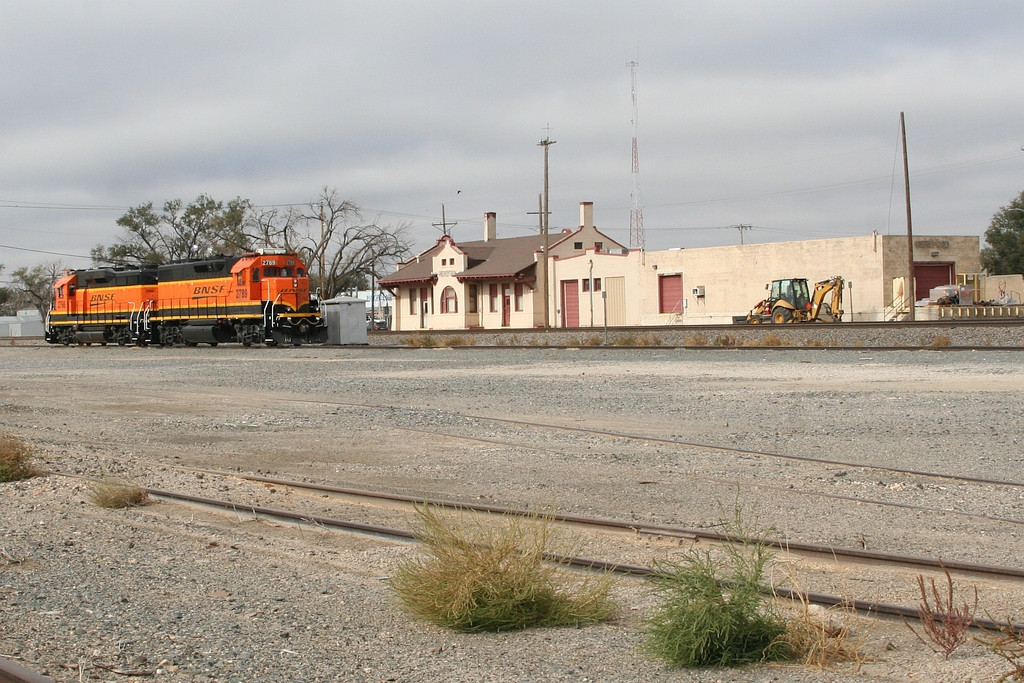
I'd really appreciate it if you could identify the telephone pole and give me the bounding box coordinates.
[432,204,457,236]
[735,224,751,245]
[538,136,555,328]
[900,112,915,322]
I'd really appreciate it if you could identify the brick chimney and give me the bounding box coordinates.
[484,212,497,242]
[579,202,594,230]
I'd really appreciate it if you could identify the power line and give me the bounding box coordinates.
[0,243,92,260]
[0,199,128,211]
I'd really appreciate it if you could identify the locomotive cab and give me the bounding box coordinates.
[231,252,326,345]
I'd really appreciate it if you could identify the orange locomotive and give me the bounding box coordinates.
[46,251,327,346]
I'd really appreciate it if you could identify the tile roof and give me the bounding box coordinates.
[380,234,544,286]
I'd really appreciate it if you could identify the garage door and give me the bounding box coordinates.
[658,274,683,314]
[914,263,954,300]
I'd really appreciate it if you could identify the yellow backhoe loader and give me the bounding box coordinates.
[746,276,844,324]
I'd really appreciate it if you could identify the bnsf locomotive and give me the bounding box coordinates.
[45,251,327,347]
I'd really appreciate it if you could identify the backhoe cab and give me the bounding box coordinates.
[746,276,844,324]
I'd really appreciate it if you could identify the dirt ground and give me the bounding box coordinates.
[2,344,1023,681]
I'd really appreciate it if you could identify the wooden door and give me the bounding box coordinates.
[561,280,579,328]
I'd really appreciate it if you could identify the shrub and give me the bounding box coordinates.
[643,333,664,346]
[611,333,637,346]
[759,333,785,347]
[0,434,40,482]
[406,334,436,347]
[390,506,617,632]
[779,580,866,671]
[684,334,709,347]
[931,335,952,347]
[712,334,737,347]
[978,620,1024,681]
[88,479,151,508]
[644,512,789,667]
[904,568,977,659]
[441,335,476,346]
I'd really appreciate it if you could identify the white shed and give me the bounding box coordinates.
[321,296,368,345]
[0,309,44,338]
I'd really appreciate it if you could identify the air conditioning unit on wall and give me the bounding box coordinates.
[692,286,705,297]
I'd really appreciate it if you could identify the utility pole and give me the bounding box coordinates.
[527,194,548,328]
[318,203,325,292]
[735,224,751,245]
[900,112,915,322]
[538,136,555,328]
[433,204,457,236]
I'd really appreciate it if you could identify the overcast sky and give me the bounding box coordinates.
[2,1,1023,277]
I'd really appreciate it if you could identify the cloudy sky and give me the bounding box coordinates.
[2,1,1023,277]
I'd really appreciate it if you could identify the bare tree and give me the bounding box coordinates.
[89,188,412,298]
[9,263,66,318]
[258,187,412,298]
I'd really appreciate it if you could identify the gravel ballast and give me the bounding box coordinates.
[1,345,1023,681]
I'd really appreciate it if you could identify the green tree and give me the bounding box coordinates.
[90,188,413,299]
[981,190,1024,274]
[92,195,251,265]
[8,263,65,318]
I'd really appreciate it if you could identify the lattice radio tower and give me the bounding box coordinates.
[628,60,645,250]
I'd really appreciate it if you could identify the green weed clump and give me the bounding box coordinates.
[0,434,40,482]
[391,506,617,632]
[88,479,151,508]
[441,335,476,346]
[757,333,786,347]
[611,333,638,346]
[644,514,789,668]
[643,333,664,346]
[406,333,437,347]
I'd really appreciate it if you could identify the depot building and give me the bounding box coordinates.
[379,202,985,330]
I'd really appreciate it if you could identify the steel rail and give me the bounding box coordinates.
[143,485,1024,632]
[162,471,1024,581]
[387,425,1024,527]
[0,657,54,683]
[274,394,1024,491]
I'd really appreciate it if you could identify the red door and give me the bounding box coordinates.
[659,274,683,314]
[913,263,954,300]
[502,286,511,327]
[561,280,579,327]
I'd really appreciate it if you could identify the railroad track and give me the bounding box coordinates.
[49,465,1024,632]
[141,473,1024,633]
[20,382,1024,563]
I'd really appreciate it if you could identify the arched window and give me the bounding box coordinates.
[440,286,458,314]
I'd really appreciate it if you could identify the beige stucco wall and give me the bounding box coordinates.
[640,236,886,324]
[390,232,981,329]
[545,234,981,327]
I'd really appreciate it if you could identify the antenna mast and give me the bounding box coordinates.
[628,60,645,250]
[433,204,457,236]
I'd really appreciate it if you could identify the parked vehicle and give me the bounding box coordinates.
[746,276,844,324]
